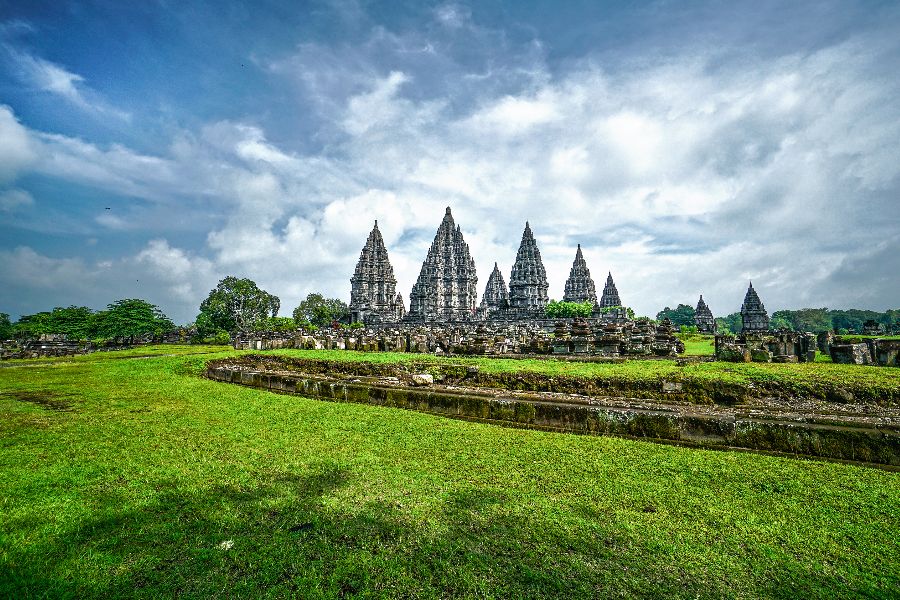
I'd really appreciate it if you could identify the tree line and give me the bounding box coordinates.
[1,276,352,343]
[656,304,900,334]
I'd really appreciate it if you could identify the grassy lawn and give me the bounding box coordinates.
[676,333,716,356]
[1,347,898,598]
[260,348,900,405]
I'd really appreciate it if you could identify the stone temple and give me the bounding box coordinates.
[562,244,597,304]
[694,295,716,333]
[740,282,769,333]
[598,272,622,309]
[508,222,549,315]
[405,207,479,323]
[349,221,406,324]
[480,262,510,317]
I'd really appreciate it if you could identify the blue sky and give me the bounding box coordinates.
[1,0,898,323]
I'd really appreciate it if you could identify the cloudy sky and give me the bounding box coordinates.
[1,0,898,323]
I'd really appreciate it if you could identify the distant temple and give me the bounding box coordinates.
[562,245,597,304]
[508,222,549,315]
[347,207,644,324]
[349,221,406,323]
[480,263,510,317]
[694,295,716,333]
[405,207,478,323]
[740,282,770,333]
[598,272,622,309]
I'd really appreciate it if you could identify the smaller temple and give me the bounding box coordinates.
[740,282,769,333]
[349,221,405,324]
[480,263,510,316]
[508,222,549,314]
[562,245,598,304]
[694,295,716,333]
[597,272,622,309]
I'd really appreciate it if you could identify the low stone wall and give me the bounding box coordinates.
[831,339,900,367]
[715,331,817,363]
[0,329,198,360]
[206,360,900,466]
[233,317,684,358]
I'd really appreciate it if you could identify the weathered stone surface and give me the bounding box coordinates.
[694,295,716,333]
[405,207,478,323]
[598,272,622,309]
[479,262,510,315]
[409,373,434,386]
[508,222,549,314]
[208,358,900,466]
[350,221,405,324]
[562,244,598,304]
[830,343,873,365]
[740,282,769,333]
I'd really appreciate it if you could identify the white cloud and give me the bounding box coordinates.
[0,188,33,211]
[1,28,899,321]
[0,105,36,183]
[4,46,130,120]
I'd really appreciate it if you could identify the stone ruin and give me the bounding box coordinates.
[716,331,818,363]
[562,244,597,304]
[349,207,627,325]
[715,283,815,363]
[234,311,685,358]
[740,282,769,333]
[694,295,716,333]
[0,329,196,360]
[829,338,900,367]
[405,207,479,323]
[507,221,550,317]
[349,221,406,324]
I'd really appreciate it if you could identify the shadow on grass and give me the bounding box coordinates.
[0,462,885,599]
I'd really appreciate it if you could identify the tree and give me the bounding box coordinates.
[598,305,635,319]
[93,299,174,341]
[0,313,12,340]
[292,294,350,328]
[656,304,696,327]
[198,276,280,334]
[716,313,742,334]
[545,300,594,318]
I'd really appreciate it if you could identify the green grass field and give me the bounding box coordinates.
[1,346,898,598]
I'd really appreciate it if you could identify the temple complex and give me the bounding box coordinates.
[740,282,769,332]
[508,222,549,315]
[405,207,478,323]
[694,295,716,333]
[349,221,406,323]
[480,263,509,317]
[598,272,622,309]
[562,245,598,304]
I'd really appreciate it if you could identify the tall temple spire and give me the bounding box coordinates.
[480,262,510,313]
[694,294,716,333]
[740,281,769,333]
[598,272,622,308]
[349,221,403,323]
[508,222,549,313]
[405,207,478,322]
[562,244,597,304]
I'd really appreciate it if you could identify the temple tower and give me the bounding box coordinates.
[349,221,404,323]
[694,294,716,333]
[740,282,769,333]
[562,244,598,304]
[480,262,510,315]
[508,222,549,314]
[405,207,478,322]
[598,272,622,308]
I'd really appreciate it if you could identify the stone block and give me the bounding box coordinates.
[830,343,872,365]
